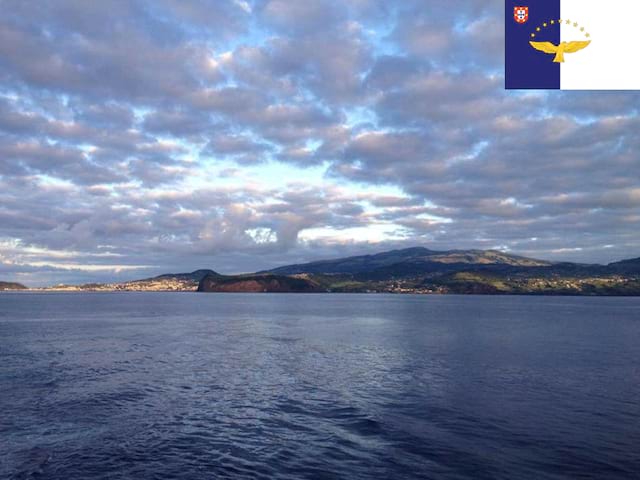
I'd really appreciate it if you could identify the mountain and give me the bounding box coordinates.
[113,269,220,291]
[0,281,27,290]
[606,257,640,275]
[257,247,640,295]
[265,247,551,279]
[198,273,322,293]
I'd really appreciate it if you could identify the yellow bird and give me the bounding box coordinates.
[529,40,591,62]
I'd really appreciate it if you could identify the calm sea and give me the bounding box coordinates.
[1,293,639,479]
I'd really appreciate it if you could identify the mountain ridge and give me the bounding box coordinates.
[201,247,640,295]
[262,247,552,276]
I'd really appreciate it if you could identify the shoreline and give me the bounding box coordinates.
[3,289,640,297]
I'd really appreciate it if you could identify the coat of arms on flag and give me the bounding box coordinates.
[514,6,529,23]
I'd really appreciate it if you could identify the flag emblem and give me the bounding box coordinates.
[529,40,590,62]
[528,17,592,63]
[514,6,529,23]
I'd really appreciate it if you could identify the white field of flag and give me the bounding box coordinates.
[560,0,640,90]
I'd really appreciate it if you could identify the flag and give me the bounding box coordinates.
[505,0,640,89]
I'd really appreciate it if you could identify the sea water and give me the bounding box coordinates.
[1,293,639,479]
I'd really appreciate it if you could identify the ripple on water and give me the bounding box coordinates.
[1,293,640,479]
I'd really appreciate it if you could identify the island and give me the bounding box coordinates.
[14,247,640,296]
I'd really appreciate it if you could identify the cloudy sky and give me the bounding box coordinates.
[1,0,639,286]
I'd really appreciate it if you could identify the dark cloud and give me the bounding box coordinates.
[142,109,213,137]
[75,103,135,129]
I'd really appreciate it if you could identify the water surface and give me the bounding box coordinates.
[1,293,639,479]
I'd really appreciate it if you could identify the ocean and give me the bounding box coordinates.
[1,292,639,479]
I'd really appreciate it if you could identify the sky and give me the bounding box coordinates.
[1,0,639,286]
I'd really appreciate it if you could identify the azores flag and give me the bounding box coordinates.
[505,0,640,89]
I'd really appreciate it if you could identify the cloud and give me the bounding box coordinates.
[0,0,639,285]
